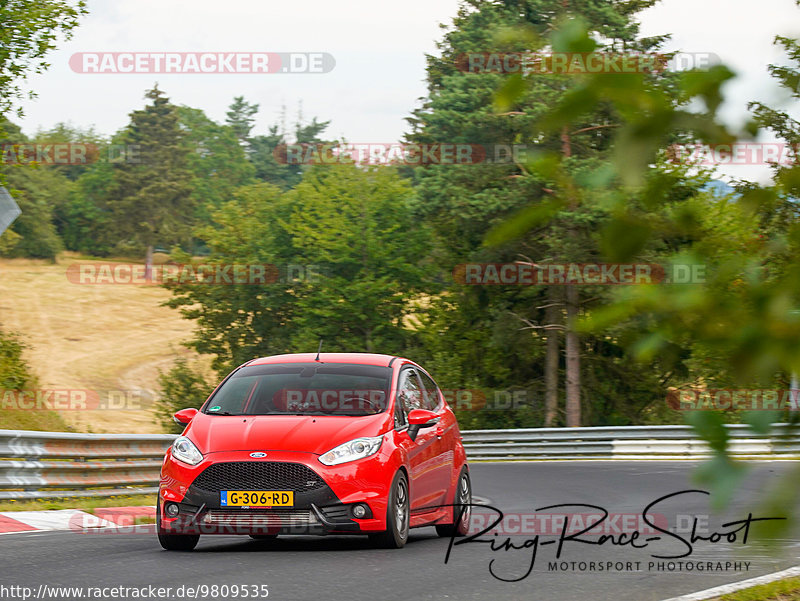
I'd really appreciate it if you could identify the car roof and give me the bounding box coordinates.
[246,353,407,368]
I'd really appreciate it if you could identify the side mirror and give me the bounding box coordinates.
[407,408,439,441]
[173,408,199,426]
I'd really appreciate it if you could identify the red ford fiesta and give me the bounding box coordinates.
[157,353,471,550]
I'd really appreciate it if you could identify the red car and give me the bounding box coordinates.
[157,352,471,550]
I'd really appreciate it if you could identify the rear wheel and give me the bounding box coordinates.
[436,469,471,538]
[156,501,200,551]
[369,471,409,549]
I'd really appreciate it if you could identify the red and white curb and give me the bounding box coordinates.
[0,506,155,534]
[661,566,800,601]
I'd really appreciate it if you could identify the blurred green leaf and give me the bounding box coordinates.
[679,65,736,113]
[687,411,729,453]
[742,410,781,435]
[538,86,598,132]
[550,18,596,53]
[600,214,652,261]
[494,73,526,113]
[692,454,748,511]
[484,197,567,246]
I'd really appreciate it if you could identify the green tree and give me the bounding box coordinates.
[0,119,68,260]
[166,182,298,374]
[167,164,429,376]
[225,96,259,145]
[30,122,103,181]
[0,0,87,117]
[57,156,115,255]
[0,330,32,391]
[286,164,429,352]
[177,105,255,229]
[489,13,800,522]
[406,0,676,426]
[104,85,194,263]
[155,358,212,433]
[2,165,67,260]
[249,116,331,189]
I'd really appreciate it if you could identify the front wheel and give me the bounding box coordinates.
[369,470,410,549]
[158,532,200,551]
[157,500,200,551]
[436,469,471,538]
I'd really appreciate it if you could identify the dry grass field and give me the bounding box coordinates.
[0,254,212,433]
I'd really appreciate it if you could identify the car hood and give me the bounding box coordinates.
[185,413,392,455]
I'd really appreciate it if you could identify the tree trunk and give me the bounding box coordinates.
[145,245,154,283]
[544,287,560,427]
[560,124,581,427]
[565,283,581,427]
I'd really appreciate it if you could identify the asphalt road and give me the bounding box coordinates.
[2,462,799,601]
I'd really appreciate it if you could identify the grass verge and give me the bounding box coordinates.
[0,408,74,431]
[716,576,800,601]
[0,493,156,512]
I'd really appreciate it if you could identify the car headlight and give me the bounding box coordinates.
[171,436,203,466]
[319,436,383,466]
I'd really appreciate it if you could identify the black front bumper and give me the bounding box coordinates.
[162,461,368,535]
[162,503,364,535]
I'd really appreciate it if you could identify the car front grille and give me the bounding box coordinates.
[191,461,327,494]
[202,509,318,528]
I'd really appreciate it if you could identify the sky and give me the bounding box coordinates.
[13,0,800,183]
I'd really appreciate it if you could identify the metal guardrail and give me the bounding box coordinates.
[0,430,174,500]
[0,425,796,499]
[461,424,800,460]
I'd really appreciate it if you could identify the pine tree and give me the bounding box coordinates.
[225,96,260,145]
[105,85,194,270]
[407,0,667,426]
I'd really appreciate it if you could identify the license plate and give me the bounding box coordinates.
[220,490,294,507]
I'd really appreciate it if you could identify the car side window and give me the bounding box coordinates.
[395,369,423,427]
[394,370,410,428]
[402,369,425,412]
[417,370,442,411]
[394,392,407,428]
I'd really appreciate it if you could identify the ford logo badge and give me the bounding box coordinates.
[249,452,267,458]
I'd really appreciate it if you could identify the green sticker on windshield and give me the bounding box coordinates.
[209,406,222,412]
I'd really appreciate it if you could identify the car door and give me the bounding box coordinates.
[417,368,453,506]
[395,367,442,512]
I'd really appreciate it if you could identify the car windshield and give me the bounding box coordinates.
[203,362,392,416]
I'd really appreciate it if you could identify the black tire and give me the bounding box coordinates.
[156,500,200,551]
[369,471,410,549]
[249,534,278,540]
[436,469,471,538]
[158,532,200,551]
